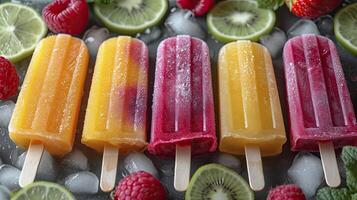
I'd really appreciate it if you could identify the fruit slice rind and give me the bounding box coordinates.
[334,3,357,55]
[11,181,76,200]
[93,0,168,35]
[207,0,276,43]
[185,163,254,200]
[0,3,47,63]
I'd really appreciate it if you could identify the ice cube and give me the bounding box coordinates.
[288,153,323,198]
[314,15,334,37]
[0,129,16,164]
[11,0,51,12]
[212,153,241,172]
[123,152,158,178]
[0,185,10,200]
[83,26,111,60]
[64,171,99,195]
[260,27,287,58]
[168,0,176,8]
[16,150,58,181]
[287,19,320,38]
[138,27,162,45]
[61,149,89,172]
[0,101,15,128]
[0,164,20,191]
[165,10,206,39]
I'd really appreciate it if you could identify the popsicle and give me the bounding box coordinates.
[9,34,89,187]
[82,36,148,191]
[148,35,217,191]
[283,34,357,187]
[218,40,286,191]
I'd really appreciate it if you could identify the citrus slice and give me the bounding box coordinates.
[0,3,47,63]
[207,0,275,43]
[11,181,75,200]
[94,0,168,35]
[334,3,357,55]
[186,163,254,200]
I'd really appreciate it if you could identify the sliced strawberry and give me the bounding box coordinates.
[43,0,89,35]
[286,0,342,18]
[177,0,215,16]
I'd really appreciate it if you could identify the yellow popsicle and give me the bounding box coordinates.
[9,34,89,157]
[82,36,148,153]
[218,41,286,156]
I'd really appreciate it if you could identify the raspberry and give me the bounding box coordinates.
[42,0,89,35]
[267,184,306,200]
[0,57,19,100]
[114,171,166,200]
[177,0,215,16]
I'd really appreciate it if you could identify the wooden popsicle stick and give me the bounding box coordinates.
[245,145,265,191]
[174,144,191,192]
[100,145,119,192]
[318,142,341,187]
[19,142,44,188]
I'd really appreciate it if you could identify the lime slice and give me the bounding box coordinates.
[11,181,75,200]
[94,0,168,35]
[186,163,254,200]
[334,3,357,56]
[207,0,276,43]
[0,3,47,63]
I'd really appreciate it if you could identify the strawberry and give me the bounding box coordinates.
[0,57,19,100]
[267,184,306,200]
[113,171,166,200]
[42,0,89,35]
[286,0,342,18]
[177,0,215,16]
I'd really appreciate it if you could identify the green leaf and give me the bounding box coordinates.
[255,0,285,10]
[352,193,357,200]
[316,187,351,200]
[342,146,357,193]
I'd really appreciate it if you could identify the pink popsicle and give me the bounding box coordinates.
[148,35,217,156]
[283,34,357,152]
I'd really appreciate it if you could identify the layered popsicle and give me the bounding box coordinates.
[82,36,148,153]
[9,34,89,157]
[218,41,286,156]
[81,36,149,191]
[148,35,217,156]
[283,34,357,152]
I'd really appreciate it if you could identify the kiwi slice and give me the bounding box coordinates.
[207,0,275,43]
[186,163,254,200]
[94,0,168,35]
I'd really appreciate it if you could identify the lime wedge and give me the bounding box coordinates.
[207,0,275,43]
[186,163,254,200]
[0,3,47,63]
[94,0,168,35]
[11,181,75,200]
[334,3,357,56]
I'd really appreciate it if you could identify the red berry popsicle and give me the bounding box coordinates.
[283,34,357,187]
[148,35,217,191]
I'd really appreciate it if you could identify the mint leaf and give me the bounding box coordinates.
[316,187,351,200]
[255,0,284,10]
[352,193,357,200]
[342,146,357,193]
